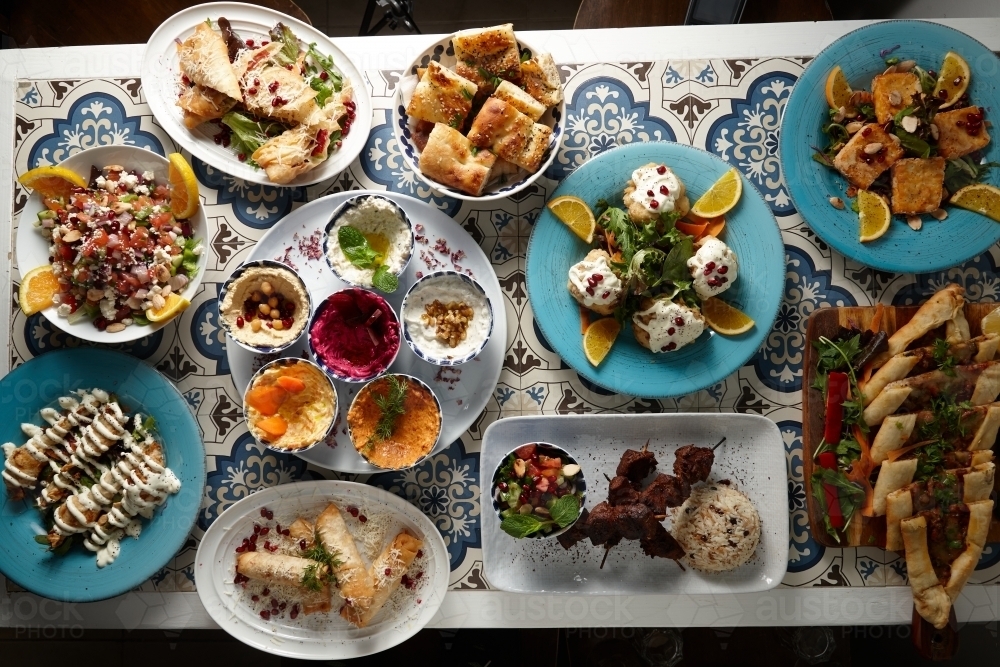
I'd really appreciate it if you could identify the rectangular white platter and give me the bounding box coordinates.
[480,413,789,595]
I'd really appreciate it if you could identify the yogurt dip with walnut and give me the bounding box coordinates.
[402,273,491,362]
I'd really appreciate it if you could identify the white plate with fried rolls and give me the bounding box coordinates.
[142,2,372,186]
[393,24,565,200]
[195,480,448,659]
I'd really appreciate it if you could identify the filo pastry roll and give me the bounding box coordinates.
[316,503,376,608]
[341,531,423,628]
[235,552,331,614]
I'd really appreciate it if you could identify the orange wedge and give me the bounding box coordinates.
[583,317,621,366]
[168,152,200,219]
[701,297,755,335]
[18,266,60,316]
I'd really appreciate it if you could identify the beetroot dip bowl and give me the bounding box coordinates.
[308,287,401,382]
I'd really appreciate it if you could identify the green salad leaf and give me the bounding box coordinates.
[268,22,300,65]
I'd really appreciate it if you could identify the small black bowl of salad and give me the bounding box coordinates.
[492,442,586,540]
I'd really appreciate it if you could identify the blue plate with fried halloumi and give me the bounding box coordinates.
[780,20,1000,274]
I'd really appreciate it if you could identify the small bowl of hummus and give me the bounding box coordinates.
[219,260,311,354]
[308,287,401,383]
[243,358,337,453]
[401,271,494,366]
[323,194,414,293]
[347,373,442,470]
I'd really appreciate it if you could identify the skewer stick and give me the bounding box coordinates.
[674,559,686,572]
[641,440,650,453]
[712,436,727,451]
[654,514,666,520]
[603,473,612,482]
[600,545,612,569]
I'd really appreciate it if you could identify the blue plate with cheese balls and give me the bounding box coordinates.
[525,141,784,399]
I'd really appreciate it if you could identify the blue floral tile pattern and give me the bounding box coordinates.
[708,73,796,216]
[9,56,1000,597]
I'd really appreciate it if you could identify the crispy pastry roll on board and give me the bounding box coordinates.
[885,463,996,550]
[901,500,993,629]
[862,362,1000,426]
[236,552,331,614]
[872,284,965,367]
[863,334,1000,405]
[870,403,1000,465]
[341,531,423,628]
[316,503,375,609]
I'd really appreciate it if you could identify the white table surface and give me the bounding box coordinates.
[2,18,1000,632]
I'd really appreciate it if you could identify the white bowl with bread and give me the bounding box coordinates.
[392,24,565,201]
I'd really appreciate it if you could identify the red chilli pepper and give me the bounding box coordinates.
[824,483,844,528]
[823,371,850,444]
[817,451,838,470]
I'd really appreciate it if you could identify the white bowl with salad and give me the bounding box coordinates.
[16,145,208,344]
[491,442,587,540]
[141,2,373,187]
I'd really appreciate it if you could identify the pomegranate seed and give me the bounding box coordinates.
[594,274,604,283]
[262,588,270,596]
[602,291,610,298]
[279,602,287,611]
[586,287,595,296]
[666,342,677,351]
[660,185,670,195]
[720,276,728,283]
[235,545,245,553]
[649,200,659,209]
[267,321,273,328]
[290,605,300,619]
[245,38,255,47]
[953,76,962,85]
[416,572,423,579]
[703,267,713,276]
[674,317,685,326]
[284,301,295,313]
[265,509,274,520]
[249,534,258,544]
[285,63,293,70]
[708,278,721,287]
[275,524,282,533]
[281,528,290,536]
[270,598,278,609]
[668,327,675,335]
[253,524,261,534]
[251,595,259,602]
[862,127,872,137]
[260,509,268,518]
[498,481,508,491]
[261,40,268,46]
[656,165,666,174]
[646,190,654,197]
[385,568,392,576]
[268,81,279,93]
[236,316,245,328]
[319,71,328,80]
[938,89,949,99]
[260,610,270,620]
[417,550,423,558]
[299,539,307,550]
[260,526,270,535]
[247,542,256,551]
[717,265,728,274]
[359,515,368,523]
[282,317,293,328]
[705,261,716,271]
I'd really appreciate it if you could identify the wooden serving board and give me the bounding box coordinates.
[802,303,1000,549]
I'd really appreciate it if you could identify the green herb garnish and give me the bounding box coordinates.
[366,375,408,449]
[338,226,380,268]
[460,87,473,100]
[371,265,398,293]
[300,529,342,591]
[932,338,957,376]
[810,467,865,544]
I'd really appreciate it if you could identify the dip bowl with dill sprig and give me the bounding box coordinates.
[345,373,442,470]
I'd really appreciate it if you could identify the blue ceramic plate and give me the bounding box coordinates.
[779,20,1000,273]
[0,349,206,602]
[525,142,784,399]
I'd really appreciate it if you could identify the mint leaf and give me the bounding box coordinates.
[338,226,379,268]
[549,494,580,528]
[131,312,150,327]
[372,265,399,293]
[500,513,548,538]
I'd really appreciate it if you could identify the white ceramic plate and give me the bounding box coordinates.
[480,413,789,595]
[227,191,506,473]
[194,480,449,660]
[141,2,373,187]
[16,145,208,344]
[392,33,565,201]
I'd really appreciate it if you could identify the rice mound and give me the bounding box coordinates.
[672,483,760,572]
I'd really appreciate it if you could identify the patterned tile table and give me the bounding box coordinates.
[3,23,1000,628]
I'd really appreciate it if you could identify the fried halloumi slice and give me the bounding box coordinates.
[406,61,478,128]
[177,83,237,129]
[520,53,563,108]
[252,118,336,184]
[467,97,552,173]
[934,106,991,160]
[833,123,906,189]
[177,22,242,100]
[419,123,498,196]
[890,157,946,214]
[452,24,521,78]
[872,72,920,124]
[494,80,546,120]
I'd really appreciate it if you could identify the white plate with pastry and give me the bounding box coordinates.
[194,480,449,659]
[392,24,565,200]
[142,2,372,186]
